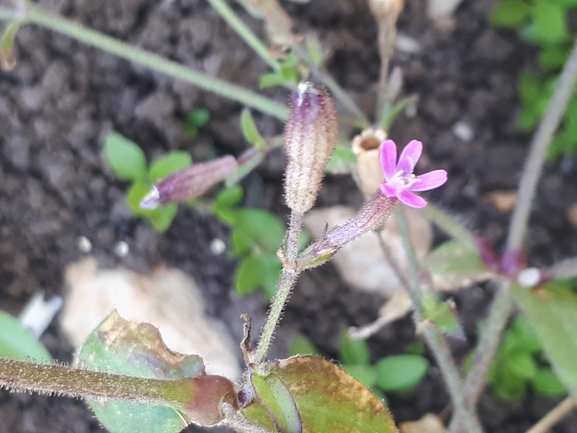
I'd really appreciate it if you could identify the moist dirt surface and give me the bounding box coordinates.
[1,0,577,432]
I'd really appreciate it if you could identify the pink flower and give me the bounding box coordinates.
[379,139,447,208]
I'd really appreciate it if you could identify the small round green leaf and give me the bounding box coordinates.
[149,151,192,183]
[240,109,266,149]
[289,334,321,357]
[343,364,377,389]
[375,354,429,392]
[533,368,566,397]
[104,132,148,181]
[340,330,370,366]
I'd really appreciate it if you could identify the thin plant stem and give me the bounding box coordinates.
[395,207,423,305]
[292,44,370,128]
[0,358,195,411]
[451,40,577,432]
[421,324,484,433]
[204,0,280,73]
[506,38,577,254]
[252,268,301,364]
[285,211,304,268]
[464,280,511,406]
[393,208,483,433]
[526,397,575,433]
[15,4,289,120]
[422,203,478,250]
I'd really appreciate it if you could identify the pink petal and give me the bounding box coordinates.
[397,190,427,208]
[379,183,398,198]
[379,140,398,181]
[397,140,422,174]
[411,169,448,192]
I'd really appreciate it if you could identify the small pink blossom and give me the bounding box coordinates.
[379,139,447,208]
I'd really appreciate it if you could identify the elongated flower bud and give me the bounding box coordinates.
[284,82,338,214]
[141,155,238,209]
[297,192,398,270]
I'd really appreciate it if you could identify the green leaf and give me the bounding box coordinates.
[230,208,285,254]
[343,364,377,389]
[305,34,324,66]
[243,356,399,433]
[490,0,531,27]
[235,254,281,298]
[512,281,577,400]
[505,351,537,380]
[76,311,235,432]
[289,334,321,357]
[240,109,266,150]
[325,145,356,174]
[104,132,148,181]
[259,72,288,89]
[340,330,370,366]
[149,204,178,233]
[533,368,567,397]
[375,354,429,392]
[187,108,210,128]
[127,180,155,216]
[250,373,302,433]
[421,240,491,291]
[422,297,463,337]
[531,3,568,44]
[214,186,244,216]
[492,370,527,401]
[184,109,210,139]
[538,44,571,69]
[0,311,52,362]
[149,151,192,183]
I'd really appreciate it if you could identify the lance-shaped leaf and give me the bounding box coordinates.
[242,356,399,433]
[512,281,577,400]
[0,311,52,363]
[75,311,235,433]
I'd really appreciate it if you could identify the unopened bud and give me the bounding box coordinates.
[296,192,397,270]
[284,82,338,214]
[140,155,238,209]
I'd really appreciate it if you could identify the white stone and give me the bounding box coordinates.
[59,258,241,380]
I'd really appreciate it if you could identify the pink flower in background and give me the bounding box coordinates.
[379,139,447,208]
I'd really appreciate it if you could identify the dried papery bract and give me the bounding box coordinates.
[284,82,338,214]
[141,155,238,209]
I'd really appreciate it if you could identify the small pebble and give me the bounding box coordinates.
[452,121,474,142]
[210,238,226,255]
[76,236,92,253]
[114,241,130,258]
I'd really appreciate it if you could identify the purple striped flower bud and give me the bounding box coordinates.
[296,192,397,270]
[284,82,338,214]
[140,155,238,209]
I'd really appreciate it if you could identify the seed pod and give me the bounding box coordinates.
[352,127,387,196]
[141,155,238,209]
[284,82,338,214]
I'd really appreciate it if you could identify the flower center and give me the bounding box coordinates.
[390,170,418,189]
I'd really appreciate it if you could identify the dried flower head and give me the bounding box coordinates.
[379,139,447,208]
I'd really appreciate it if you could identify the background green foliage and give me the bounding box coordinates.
[491,0,577,158]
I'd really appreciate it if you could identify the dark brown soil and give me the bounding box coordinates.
[1,0,577,431]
